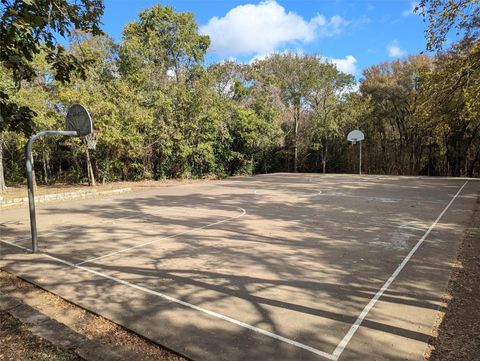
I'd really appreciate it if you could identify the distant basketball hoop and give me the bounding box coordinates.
[347,130,364,175]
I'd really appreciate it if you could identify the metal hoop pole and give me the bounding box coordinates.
[359,141,362,175]
[25,130,78,252]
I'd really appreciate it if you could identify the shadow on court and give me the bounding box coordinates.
[1,173,479,360]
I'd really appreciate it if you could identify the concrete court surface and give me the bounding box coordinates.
[1,173,479,361]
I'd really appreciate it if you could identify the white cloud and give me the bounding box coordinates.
[248,48,305,64]
[248,52,357,75]
[340,82,360,95]
[248,53,269,64]
[312,14,348,37]
[403,2,419,16]
[327,55,357,75]
[350,83,360,93]
[387,41,407,57]
[200,0,347,56]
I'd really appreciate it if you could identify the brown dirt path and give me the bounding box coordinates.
[425,191,480,361]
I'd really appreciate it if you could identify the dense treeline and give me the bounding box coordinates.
[0,2,479,190]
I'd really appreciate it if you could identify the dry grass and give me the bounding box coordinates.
[424,192,480,361]
[0,271,184,361]
[0,311,82,361]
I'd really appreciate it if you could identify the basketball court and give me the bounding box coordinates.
[1,173,478,360]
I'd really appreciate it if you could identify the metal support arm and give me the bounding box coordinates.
[25,130,79,252]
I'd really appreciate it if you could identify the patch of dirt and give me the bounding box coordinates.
[0,271,185,361]
[424,191,480,361]
[0,178,211,200]
[0,311,82,361]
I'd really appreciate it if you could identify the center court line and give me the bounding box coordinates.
[319,192,445,204]
[254,189,322,196]
[330,180,469,360]
[75,205,246,266]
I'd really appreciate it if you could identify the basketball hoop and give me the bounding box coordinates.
[26,103,96,252]
[83,130,99,150]
[347,130,365,175]
[347,130,364,143]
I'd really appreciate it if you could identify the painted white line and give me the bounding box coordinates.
[2,181,469,360]
[330,180,469,361]
[320,192,443,204]
[398,223,425,231]
[0,238,31,252]
[9,205,238,254]
[254,189,322,197]
[0,239,334,360]
[76,206,246,266]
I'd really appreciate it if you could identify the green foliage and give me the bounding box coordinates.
[1,2,479,188]
[253,53,356,172]
[420,39,480,176]
[0,0,104,134]
[418,0,479,51]
[119,4,209,84]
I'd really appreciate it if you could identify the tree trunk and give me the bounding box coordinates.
[467,149,480,177]
[0,136,6,193]
[293,104,300,172]
[86,149,96,186]
[42,150,49,184]
[321,139,328,174]
[293,144,298,172]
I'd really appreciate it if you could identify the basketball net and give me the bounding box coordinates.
[83,131,99,150]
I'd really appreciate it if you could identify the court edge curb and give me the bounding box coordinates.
[0,187,131,208]
[0,292,122,361]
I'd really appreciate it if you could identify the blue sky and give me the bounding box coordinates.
[101,0,429,79]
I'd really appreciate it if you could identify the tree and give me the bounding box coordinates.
[58,32,121,185]
[339,92,373,173]
[16,52,63,185]
[420,39,480,176]
[118,4,216,178]
[417,0,479,51]
[119,4,209,84]
[415,1,479,176]
[208,60,246,101]
[254,53,354,173]
[255,53,320,172]
[0,0,104,134]
[360,55,433,174]
[305,62,354,173]
[0,136,5,192]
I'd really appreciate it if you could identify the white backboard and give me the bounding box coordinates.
[347,130,364,142]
